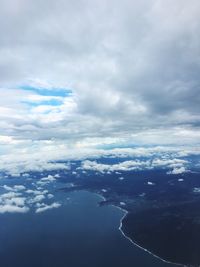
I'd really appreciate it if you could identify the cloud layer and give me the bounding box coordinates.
[0,0,200,169]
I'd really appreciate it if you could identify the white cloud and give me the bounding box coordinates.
[101,189,107,193]
[0,192,21,199]
[13,185,26,191]
[82,159,151,173]
[147,181,155,186]
[5,197,26,206]
[0,156,70,176]
[35,202,61,213]
[152,158,188,173]
[79,151,191,174]
[0,190,29,213]
[0,0,199,172]
[26,189,48,195]
[29,194,45,204]
[169,167,187,175]
[152,158,188,168]
[0,145,198,176]
[82,155,190,174]
[2,185,12,191]
[3,185,26,191]
[0,204,29,214]
[41,175,56,182]
[193,187,200,193]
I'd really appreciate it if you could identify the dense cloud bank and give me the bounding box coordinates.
[0,0,200,167]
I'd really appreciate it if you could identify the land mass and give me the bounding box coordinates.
[59,161,200,267]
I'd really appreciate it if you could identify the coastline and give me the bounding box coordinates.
[65,189,190,267]
[118,209,188,267]
[93,191,189,267]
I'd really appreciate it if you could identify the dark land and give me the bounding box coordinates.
[58,156,200,267]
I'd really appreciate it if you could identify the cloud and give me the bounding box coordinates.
[193,187,200,193]
[0,156,70,176]
[3,185,26,191]
[0,192,22,199]
[35,202,61,213]
[0,204,29,214]
[168,166,187,175]
[81,152,190,173]
[28,194,45,204]
[147,182,155,186]
[40,175,56,182]
[0,145,199,176]
[0,0,200,171]
[0,182,58,214]
[0,191,29,213]
[5,197,26,206]
[26,189,48,195]
[152,158,188,168]
[82,159,151,173]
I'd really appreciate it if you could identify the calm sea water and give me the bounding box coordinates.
[0,190,176,267]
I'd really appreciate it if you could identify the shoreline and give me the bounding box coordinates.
[66,189,191,267]
[93,191,189,267]
[118,208,188,267]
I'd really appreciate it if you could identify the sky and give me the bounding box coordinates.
[0,0,200,174]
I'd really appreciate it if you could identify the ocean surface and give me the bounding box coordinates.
[0,190,176,267]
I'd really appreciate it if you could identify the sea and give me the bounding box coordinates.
[0,189,177,267]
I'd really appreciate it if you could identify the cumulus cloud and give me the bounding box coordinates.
[82,154,190,173]
[28,194,45,204]
[0,204,29,214]
[0,145,198,176]
[0,155,70,176]
[147,181,155,186]
[82,159,151,173]
[47,194,54,199]
[152,158,188,168]
[193,188,200,193]
[40,175,56,182]
[0,182,59,214]
[0,191,22,199]
[168,166,187,175]
[3,185,26,191]
[35,202,61,213]
[0,191,29,213]
[26,189,48,195]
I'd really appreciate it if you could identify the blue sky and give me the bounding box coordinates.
[20,85,72,97]
[20,86,72,107]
